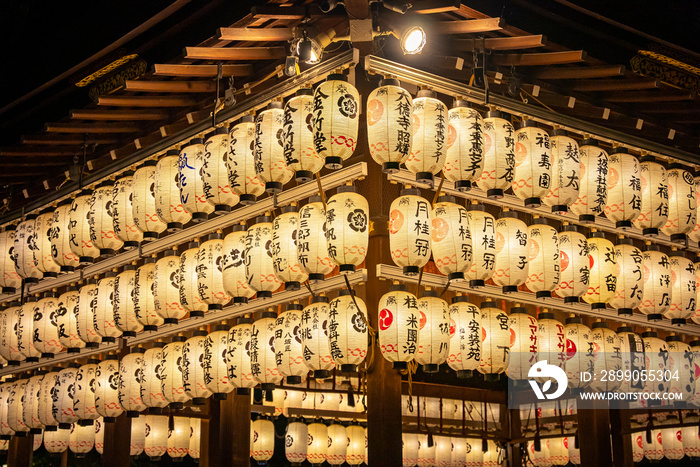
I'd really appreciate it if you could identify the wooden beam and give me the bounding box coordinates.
[153,63,253,77]
[186,109,212,124]
[453,34,547,51]
[432,17,503,34]
[250,5,306,20]
[0,159,67,167]
[124,80,216,93]
[602,91,695,103]
[184,46,286,61]
[571,78,660,92]
[7,433,33,467]
[97,95,198,107]
[413,0,461,14]
[0,148,80,156]
[530,65,625,79]
[21,134,121,145]
[70,109,168,121]
[44,122,141,133]
[217,27,294,42]
[493,50,586,66]
[632,102,700,114]
[578,401,613,467]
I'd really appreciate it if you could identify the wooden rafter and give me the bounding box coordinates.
[413,0,461,14]
[603,91,695,103]
[529,65,625,79]
[44,123,141,134]
[97,95,198,107]
[432,18,503,34]
[153,64,253,77]
[570,79,661,92]
[217,27,294,42]
[0,148,82,157]
[632,102,700,114]
[124,80,216,93]
[250,5,306,20]
[493,50,586,66]
[184,46,287,61]
[21,135,121,145]
[70,109,169,121]
[453,35,547,51]
[0,159,67,167]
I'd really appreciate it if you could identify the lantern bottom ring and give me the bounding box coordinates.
[616,308,633,316]
[208,304,223,311]
[671,318,687,325]
[535,291,552,299]
[123,241,140,249]
[469,279,485,288]
[41,352,55,359]
[189,310,205,318]
[285,281,301,291]
[589,302,607,310]
[564,296,579,304]
[214,204,232,215]
[24,277,40,283]
[236,388,251,395]
[307,273,325,282]
[523,197,542,208]
[13,432,28,437]
[642,228,659,236]
[148,407,164,415]
[26,357,39,363]
[86,342,100,348]
[646,313,663,322]
[403,266,420,276]
[325,157,343,170]
[143,325,158,332]
[99,248,115,257]
[44,426,57,432]
[286,375,302,385]
[295,170,314,183]
[421,364,438,373]
[142,232,159,241]
[122,331,136,337]
[454,180,472,192]
[338,264,356,274]
[381,162,400,174]
[260,383,276,391]
[578,214,595,224]
[168,403,184,410]
[312,369,330,379]
[164,318,179,325]
[0,436,9,441]
[126,411,140,418]
[77,420,94,426]
[502,285,518,293]
[447,272,465,282]
[456,370,473,379]
[212,393,228,401]
[265,182,284,194]
[483,373,500,382]
[233,296,249,304]
[616,220,633,229]
[239,194,257,206]
[192,397,207,406]
[392,361,408,370]
[29,428,42,435]
[487,188,504,199]
[58,423,72,430]
[8,360,20,366]
[670,233,688,243]
[148,456,162,461]
[101,336,116,343]
[415,172,434,186]
[191,212,209,223]
[256,291,273,299]
[340,364,357,373]
[79,256,95,265]
[550,204,568,214]
[42,271,58,278]
[166,222,184,232]
[59,266,75,273]
[1,286,16,293]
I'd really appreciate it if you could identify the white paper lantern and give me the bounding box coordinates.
[44,426,70,454]
[415,291,449,373]
[7,379,28,435]
[346,425,365,466]
[329,291,369,372]
[69,422,95,456]
[89,182,123,255]
[38,370,59,429]
[563,317,592,390]
[493,212,528,293]
[272,207,308,289]
[325,186,369,274]
[589,322,623,393]
[227,116,266,205]
[406,89,447,185]
[631,428,644,463]
[570,139,608,223]
[13,215,42,281]
[154,250,187,324]
[203,325,233,398]
[182,331,212,405]
[144,415,168,459]
[245,217,282,299]
[114,264,143,337]
[662,164,696,242]
[189,417,201,459]
[286,420,308,464]
[33,291,63,358]
[134,256,162,331]
[465,205,496,287]
[94,417,105,454]
[665,251,697,324]
[526,219,560,298]
[478,302,509,379]
[177,138,213,222]
[641,331,669,397]
[274,303,308,384]
[298,197,334,282]
[616,325,646,394]
[53,365,79,428]
[447,297,482,378]
[251,418,276,463]
[17,297,41,362]
[608,238,644,316]
[140,343,168,409]
[694,262,700,325]
[0,382,15,438]
[442,100,485,191]
[690,177,700,245]
[251,313,283,390]
[69,191,100,264]
[154,150,192,231]
[76,280,101,347]
[179,241,207,317]
[0,228,22,290]
[223,225,256,303]
[33,211,60,277]
[403,433,420,466]
[543,129,580,214]
[118,349,146,417]
[203,127,239,213]
[537,312,566,375]
[512,121,551,208]
[197,233,231,310]
[300,297,335,378]
[94,271,121,343]
[74,360,99,422]
[56,286,83,352]
[604,147,641,228]
[0,304,23,364]
[639,244,671,320]
[661,423,684,461]
[307,422,328,464]
[227,317,256,393]
[160,337,190,409]
[483,440,501,467]
[477,110,516,198]
[555,226,588,303]
[389,189,432,276]
[682,415,700,459]
[129,415,146,456]
[112,172,144,248]
[633,156,669,237]
[528,440,549,467]
[431,195,472,281]
[95,357,123,421]
[312,73,359,169]
[327,424,347,465]
[133,160,167,240]
[254,102,293,193]
[378,286,419,368]
[367,78,413,173]
[665,336,695,402]
[167,416,190,460]
[582,232,616,309]
[282,88,322,182]
[417,434,436,467]
[22,373,44,433]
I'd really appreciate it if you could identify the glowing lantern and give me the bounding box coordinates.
[493,210,528,293]
[389,189,431,276]
[609,238,644,316]
[616,326,646,394]
[378,285,419,368]
[282,88,322,182]
[56,286,83,352]
[682,415,700,459]
[251,418,275,463]
[307,422,328,464]
[447,296,482,378]
[298,196,333,282]
[415,290,449,373]
[44,426,70,454]
[555,225,588,303]
[94,418,105,454]
[144,415,168,459]
[691,177,700,245]
[465,204,496,287]
[665,336,695,401]
[69,191,100,264]
[272,206,308,289]
[483,440,501,467]
[203,325,233,398]
[133,160,167,240]
[182,330,212,405]
[178,138,213,222]
[582,231,616,309]
[477,110,516,198]
[526,218,560,298]
[74,360,99,422]
[203,127,238,213]
[300,296,334,378]
[160,336,189,409]
[406,89,447,185]
[179,241,207,317]
[70,422,95,456]
[417,434,436,467]
[346,425,365,466]
[114,264,143,337]
[53,364,79,428]
[325,186,369,273]
[17,297,41,362]
[0,304,23,365]
[544,129,580,214]
[251,312,283,390]
[50,201,80,272]
[366,78,413,173]
[34,210,60,277]
[570,139,608,223]
[329,290,369,372]
[403,433,420,466]
[118,348,146,417]
[661,422,684,461]
[589,322,623,393]
[0,382,14,438]
[642,331,669,396]
[662,164,696,242]
[95,356,123,421]
[691,340,700,406]
[141,343,168,409]
[451,437,466,467]
[443,100,484,191]
[312,73,359,169]
[131,415,146,455]
[528,440,549,467]
[228,116,266,205]
[167,416,190,460]
[506,307,538,381]
[604,147,641,228]
[113,171,143,248]
[227,316,256,393]
[695,261,700,324]
[89,181,123,255]
[76,279,101,347]
[478,302,509,379]
[38,370,59,429]
[197,232,231,310]
[134,256,161,331]
[512,121,551,208]
[153,249,187,324]
[13,215,42,281]
[563,317,592,390]
[223,225,255,303]
[631,428,644,463]
[245,217,282,299]
[665,251,696,324]
[431,196,472,282]
[22,372,44,433]
[0,228,22,291]
[286,420,308,464]
[7,379,28,435]
[537,312,566,375]
[327,424,347,465]
[274,303,308,384]
[94,271,121,343]
[254,102,293,194]
[634,156,669,236]
[154,150,192,231]
[639,243,671,320]
[189,417,201,459]
[34,291,63,358]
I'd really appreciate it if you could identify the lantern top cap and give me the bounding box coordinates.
[285,303,304,311]
[268,101,284,110]
[645,242,661,252]
[519,119,538,129]
[25,295,38,302]
[78,189,93,197]
[538,312,555,320]
[400,187,421,197]
[499,210,519,220]
[530,217,549,226]
[236,316,253,325]
[131,347,146,354]
[187,241,199,249]
[591,321,609,329]
[389,283,408,292]
[565,316,582,324]
[550,128,568,137]
[580,138,599,147]
[639,154,657,163]
[480,301,499,309]
[104,354,118,361]
[665,335,683,342]
[485,109,504,119]
[151,341,166,348]
[311,295,329,304]
[468,203,485,212]
[609,146,629,155]
[140,159,158,168]
[689,339,700,347]
[122,263,136,271]
[326,73,347,82]
[281,205,298,214]
[668,162,687,170]
[191,330,207,337]
[452,98,470,109]
[616,325,634,333]
[616,237,633,246]
[95,180,113,189]
[231,223,247,232]
[170,335,187,343]
[669,249,686,258]
[104,270,117,278]
[379,77,401,87]
[416,89,437,99]
[64,362,79,368]
[56,198,73,208]
[336,185,356,194]
[560,224,578,232]
[87,358,100,364]
[641,331,658,338]
[309,195,323,204]
[207,232,221,241]
[337,288,353,297]
[213,324,228,331]
[239,114,255,124]
[451,295,469,303]
[163,249,178,257]
[294,87,314,97]
[589,230,606,239]
[205,127,229,140]
[166,148,180,157]
[187,137,204,146]
[254,215,272,224]
[421,290,438,298]
[259,311,277,319]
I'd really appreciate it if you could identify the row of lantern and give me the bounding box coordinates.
[524,434,580,467]
[402,397,500,426]
[260,387,364,418]
[251,418,367,466]
[632,417,700,462]
[402,433,505,467]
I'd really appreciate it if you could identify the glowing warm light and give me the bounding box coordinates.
[401,26,426,54]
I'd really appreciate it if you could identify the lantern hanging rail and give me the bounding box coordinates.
[0,162,368,303]
[363,55,700,168]
[375,264,700,337]
[0,269,366,377]
[387,169,699,255]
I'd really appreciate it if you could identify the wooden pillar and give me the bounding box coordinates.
[6,434,33,467]
[577,400,613,467]
[207,390,251,466]
[201,399,217,467]
[101,414,132,467]
[610,404,633,467]
[507,409,523,467]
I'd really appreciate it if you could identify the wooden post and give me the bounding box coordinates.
[508,409,523,466]
[228,391,252,466]
[610,404,633,467]
[101,414,132,467]
[6,434,33,467]
[577,400,613,467]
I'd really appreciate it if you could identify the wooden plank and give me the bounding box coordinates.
[571,78,660,92]
[186,109,212,124]
[217,27,294,41]
[632,102,700,114]
[134,132,163,150]
[70,109,168,121]
[413,0,461,14]
[184,46,286,61]
[21,134,121,145]
[530,65,625,79]
[124,80,216,93]
[153,63,253,77]
[578,401,613,467]
[44,122,141,133]
[432,17,503,35]
[160,120,191,137]
[7,433,33,467]
[602,91,695,103]
[493,50,586,66]
[0,158,67,167]
[97,95,198,107]
[0,147,81,156]
[250,5,307,20]
[610,406,634,467]
[453,34,547,51]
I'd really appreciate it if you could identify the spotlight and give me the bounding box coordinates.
[294,27,338,64]
[382,0,412,14]
[284,55,299,77]
[399,26,426,55]
[320,0,342,13]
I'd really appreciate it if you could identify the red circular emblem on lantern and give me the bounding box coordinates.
[379,308,393,331]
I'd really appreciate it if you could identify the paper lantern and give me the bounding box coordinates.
[112,172,143,248]
[76,279,101,347]
[631,428,644,463]
[639,244,672,320]
[44,426,70,454]
[661,423,684,461]
[251,312,283,390]
[442,100,486,191]
[94,271,122,343]
[476,110,516,198]
[22,373,44,433]
[543,129,580,214]
[327,424,347,465]
[691,340,700,407]
[299,296,335,378]
[94,418,105,454]
[417,434,437,467]
[203,325,233,398]
[608,238,644,316]
[641,331,669,396]
[662,164,696,242]
[298,197,334,282]
[197,233,231,310]
[528,440,549,467]
[616,326,646,394]
[38,370,59,429]
[506,307,538,381]
[406,89,447,185]
[451,437,466,467]
[154,150,192,231]
[478,302,509,379]
[665,336,695,402]
[130,415,146,456]
[0,228,22,291]
[634,156,669,236]
[140,343,168,409]
[366,78,413,173]
[555,225,588,303]
[682,415,700,459]
[483,440,501,467]
[694,262,700,325]
[50,200,81,272]
[227,116,266,205]
[570,139,608,223]
[325,186,369,273]
[53,365,79,428]
[389,189,432,276]
[7,379,28,435]
[512,121,551,208]
[202,127,239,213]
[582,231,616,309]
[89,181,123,255]
[179,241,207,317]
[160,336,190,409]
[167,416,190,460]
[189,417,201,459]
[274,303,308,384]
[0,304,23,364]
[604,147,641,228]
[285,420,308,464]
[33,210,60,277]
[447,297,482,378]
[95,357,123,421]
[114,264,143,337]
[17,297,41,362]
[377,285,419,368]
[665,251,697,324]
[245,217,282,299]
[415,290,449,373]
[13,215,42,281]
[493,211,528,293]
[144,415,168,459]
[0,382,15,438]
[307,422,328,464]
[403,433,420,467]
[526,218,560,298]
[56,286,83,352]
[690,177,700,245]
[134,256,162,331]
[465,204,496,287]
[251,418,275,463]
[588,322,623,393]
[70,422,95,456]
[312,73,359,169]
[254,102,293,193]
[282,88,322,182]
[177,138,213,222]
[118,348,146,417]
[346,425,365,466]
[133,160,167,240]
[272,206,308,289]
[74,360,99,422]
[430,195,472,281]
[223,225,256,303]
[33,291,63,358]
[69,191,100,264]
[329,290,369,372]
[153,249,187,324]
[227,317,256,393]
[563,317,592,390]
[182,331,212,405]
[537,312,566,375]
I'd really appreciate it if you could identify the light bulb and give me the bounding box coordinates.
[400,26,426,55]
